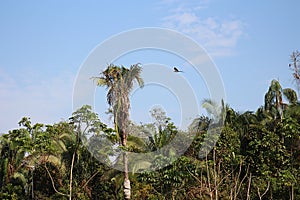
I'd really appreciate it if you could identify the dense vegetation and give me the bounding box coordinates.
[1,54,300,199]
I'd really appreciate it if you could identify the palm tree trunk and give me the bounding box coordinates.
[123,151,131,199]
[121,129,131,199]
[95,64,144,199]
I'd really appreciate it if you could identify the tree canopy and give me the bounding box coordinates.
[1,62,300,199]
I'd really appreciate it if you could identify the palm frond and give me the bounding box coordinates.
[270,79,282,91]
[126,135,147,152]
[202,99,221,119]
[131,161,152,174]
[12,172,27,185]
[283,88,298,105]
[39,155,66,174]
[96,78,109,87]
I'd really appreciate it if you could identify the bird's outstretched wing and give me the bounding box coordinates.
[173,67,183,72]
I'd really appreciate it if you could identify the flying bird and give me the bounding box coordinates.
[173,67,183,72]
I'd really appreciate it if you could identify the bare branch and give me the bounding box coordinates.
[44,164,69,197]
[257,181,270,200]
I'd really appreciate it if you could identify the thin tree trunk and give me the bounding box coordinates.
[172,190,176,200]
[69,123,84,200]
[45,165,69,197]
[291,184,294,200]
[246,173,252,200]
[120,128,131,200]
[213,149,218,200]
[205,153,213,200]
[257,181,270,200]
[32,169,35,199]
[123,151,131,199]
[69,151,76,200]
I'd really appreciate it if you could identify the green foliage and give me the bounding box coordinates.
[139,156,198,199]
[1,70,300,199]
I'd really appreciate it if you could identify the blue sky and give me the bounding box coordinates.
[1,0,300,133]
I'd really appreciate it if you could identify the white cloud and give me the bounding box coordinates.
[160,1,245,57]
[164,12,198,26]
[0,68,75,133]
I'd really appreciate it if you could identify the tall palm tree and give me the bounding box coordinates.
[93,63,144,199]
[264,79,298,120]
